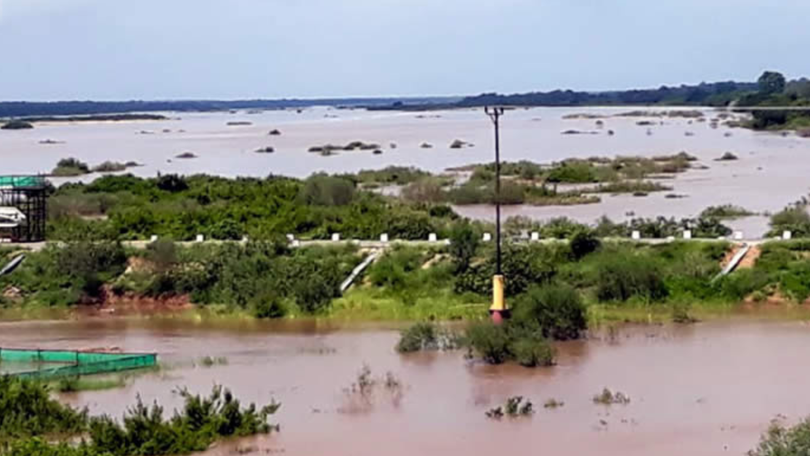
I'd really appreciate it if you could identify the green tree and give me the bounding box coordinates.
[448,222,480,272]
[758,71,786,95]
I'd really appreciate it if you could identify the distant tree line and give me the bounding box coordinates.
[0,97,457,118]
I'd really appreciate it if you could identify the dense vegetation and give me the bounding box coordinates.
[47,173,459,242]
[0,378,280,456]
[0,240,358,317]
[736,72,810,131]
[371,81,759,110]
[401,154,696,206]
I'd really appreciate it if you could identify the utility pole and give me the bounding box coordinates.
[485,106,509,323]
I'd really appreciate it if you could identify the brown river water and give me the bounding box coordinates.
[2,318,810,455]
[2,106,810,237]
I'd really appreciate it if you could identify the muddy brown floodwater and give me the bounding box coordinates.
[2,318,810,455]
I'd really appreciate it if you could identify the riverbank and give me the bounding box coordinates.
[7,237,810,325]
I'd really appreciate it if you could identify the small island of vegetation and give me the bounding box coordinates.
[1,120,34,130]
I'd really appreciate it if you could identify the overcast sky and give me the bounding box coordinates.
[1,0,809,101]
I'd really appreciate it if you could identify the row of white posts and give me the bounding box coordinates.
[148,230,796,244]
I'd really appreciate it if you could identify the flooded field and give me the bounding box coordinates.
[2,106,809,236]
[2,318,810,455]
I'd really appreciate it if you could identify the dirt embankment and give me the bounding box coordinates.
[721,244,761,270]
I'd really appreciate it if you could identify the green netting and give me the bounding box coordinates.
[0,348,157,380]
[0,176,45,189]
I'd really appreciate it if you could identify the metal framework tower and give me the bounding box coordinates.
[0,176,47,243]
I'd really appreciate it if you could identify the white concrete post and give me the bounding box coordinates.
[380,233,389,243]
[631,230,641,240]
[783,231,793,240]
[241,236,249,243]
[428,233,438,242]
[331,233,341,242]
[483,233,493,242]
[195,234,204,243]
[531,232,540,241]
[286,234,295,242]
[683,230,692,240]
[292,240,300,248]
[150,235,158,242]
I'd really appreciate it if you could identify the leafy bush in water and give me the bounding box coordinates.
[768,206,810,238]
[700,205,754,219]
[0,377,88,443]
[395,322,459,353]
[747,417,810,456]
[546,161,596,183]
[465,322,555,367]
[88,386,279,456]
[486,396,534,419]
[593,251,668,302]
[513,283,587,341]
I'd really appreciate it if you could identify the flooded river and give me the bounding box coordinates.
[2,106,809,236]
[2,318,810,455]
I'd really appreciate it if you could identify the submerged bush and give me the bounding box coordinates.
[465,322,555,367]
[87,385,279,456]
[592,388,631,405]
[486,396,534,419]
[396,322,459,353]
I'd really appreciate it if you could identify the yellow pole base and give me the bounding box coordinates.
[490,274,506,312]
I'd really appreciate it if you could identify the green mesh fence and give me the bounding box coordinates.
[0,348,157,380]
[0,176,45,189]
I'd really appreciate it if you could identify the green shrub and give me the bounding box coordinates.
[252,293,287,319]
[0,377,88,443]
[155,174,188,192]
[396,322,458,353]
[513,283,587,341]
[298,174,355,206]
[593,251,668,302]
[448,222,480,272]
[52,158,91,176]
[510,335,555,367]
[546,161,596,183]
[455,244,558,296]
[465,322,513,364]
[569,229,600,260]
[87,385,279,456]
[700,205,754,219]
[748,417,810,456]
[769,207,810,238]
[465,322,556,367]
